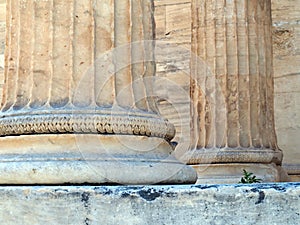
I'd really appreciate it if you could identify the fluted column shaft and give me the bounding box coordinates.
[3,0,151,110]
[189,0,284,182]
[0,0,173,139]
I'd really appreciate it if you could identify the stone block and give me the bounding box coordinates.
[0,183,299,225]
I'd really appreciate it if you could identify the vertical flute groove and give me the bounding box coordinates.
[141,0,157,112]
[114,0,134,108]
[206,0,215,148]
[197,0,206,147]
[245,0,252,148]
[262,1,269,148]
[202,0,209,147]
[257,1,266,148]
[47,0,54,109]
[30,0,53,109]
[1,0,11,109]
[2,0,19,111]
[226,0,239,148]
[237,0,251,147]
[265,1,277,150]
[131,0,148,111]
[190,0,199,148]
[94,0,115,107]
[14,0,33,110]
[71,0,94,107]
[215,0,227,148]
[91,0,96,106]
[68,0,74,107]
[248,0,260,147]
[50,0,73,108]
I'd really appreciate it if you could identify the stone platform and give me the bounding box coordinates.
[0,183,299,225]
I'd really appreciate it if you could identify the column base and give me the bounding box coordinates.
[0,134,197,184]
[192,163,288,184]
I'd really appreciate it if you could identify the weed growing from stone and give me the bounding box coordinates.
[239,169,262,184]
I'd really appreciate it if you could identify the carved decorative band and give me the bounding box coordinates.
[0,113,175,141]
[186,148,283,164]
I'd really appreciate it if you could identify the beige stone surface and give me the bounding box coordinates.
[191,0,278,151]
[155,0,300,180]
[0,1,5,102]
[1,0,163,124]
[0,134,196,184]
[272,0,300,175]
[0,0,299,180]
[0,183,299,224]
[188,0,284,182]
[0,0,196,184]
[154,0,191,143]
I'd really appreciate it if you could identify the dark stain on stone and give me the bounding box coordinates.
[93,187,113,196]
[121,192,131,198]
[119,186,142,191]
[249,184,287,193]
[138,189,162,201]
[250,188,259,193]
[93,187,101,192]
[116,186,142,197]
[195,185,219,190]
[165,192,178,198]
[272,185,287,192]
[84,218,90,225]
[81,192,91,225]
[81,192,90,208]
[104,189,113,195]
[255,191,265,205]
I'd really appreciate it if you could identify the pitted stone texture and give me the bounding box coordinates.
[0,183,299,225]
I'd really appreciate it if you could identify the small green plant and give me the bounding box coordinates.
[239,169,262,184]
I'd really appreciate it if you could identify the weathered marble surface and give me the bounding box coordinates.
[0,0,5,101]
[0,134,196,184]
[272,0,300,181]
[0,0,196,184]
[0,183,299,225]
[0,0,299,181]
[153,0,300,181]
[188,0,285,183]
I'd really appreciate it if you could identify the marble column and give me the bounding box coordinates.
[188,0,286,183]
[0,0,196,184]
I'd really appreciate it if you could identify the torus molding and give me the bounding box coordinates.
[0,109,175,141]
